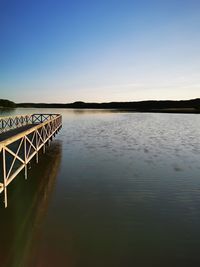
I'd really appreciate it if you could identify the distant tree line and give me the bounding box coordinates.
[17,98,200,112]
[1,98,200,112]
[0,99,16,108]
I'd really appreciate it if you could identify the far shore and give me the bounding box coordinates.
[16,99,200,114]
[0,98,200,114]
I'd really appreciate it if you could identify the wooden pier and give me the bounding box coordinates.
[0,114,62,207]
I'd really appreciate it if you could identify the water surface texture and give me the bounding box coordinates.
[0,109,200,267]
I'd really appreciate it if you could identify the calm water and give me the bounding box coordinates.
[0,108,200,267]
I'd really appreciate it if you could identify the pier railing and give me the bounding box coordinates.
[0,114,62,207]
[0,113,60,134]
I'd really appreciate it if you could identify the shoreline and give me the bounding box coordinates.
[1,98,200,114]
[3,107,199,114]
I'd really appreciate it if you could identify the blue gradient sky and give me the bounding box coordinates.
[0,0,200,103]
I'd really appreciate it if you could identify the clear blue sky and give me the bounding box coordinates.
[0,0,200,103]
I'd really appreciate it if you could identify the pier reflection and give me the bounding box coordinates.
[0,141,62,267]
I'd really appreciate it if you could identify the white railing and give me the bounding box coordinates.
[0,114,62,207]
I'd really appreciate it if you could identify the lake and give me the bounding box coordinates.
[0,108,200,267]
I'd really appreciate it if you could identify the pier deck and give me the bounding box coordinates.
[0,114,62,207]
[0,124,36,142]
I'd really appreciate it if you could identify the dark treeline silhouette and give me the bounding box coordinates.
[1,98,200,113]
[16,98,200,113]
[0,99,16,108]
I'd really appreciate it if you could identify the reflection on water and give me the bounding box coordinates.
[0,108,16,117]
[1,109,200,267]
[0,141,61,267]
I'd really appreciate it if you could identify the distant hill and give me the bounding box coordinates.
[0,99,16,108]
[1,98,200,113]
[16,98,200,113]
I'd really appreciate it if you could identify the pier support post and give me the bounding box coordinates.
[24,164,27,180]
[43,144,45,154]
[4,185,7,208]
[36,152,39,163]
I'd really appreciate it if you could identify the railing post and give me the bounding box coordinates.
[36,131,39,163]
[2,148,8,208]
[24,137,28,180]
